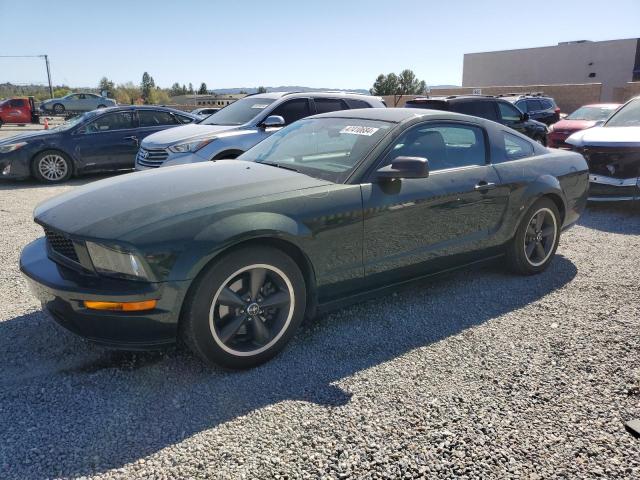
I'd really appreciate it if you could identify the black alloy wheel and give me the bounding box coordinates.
[181,246,306,369]
[506,197,560,275]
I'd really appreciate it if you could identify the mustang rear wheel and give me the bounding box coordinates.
[506,198,560,275]
[181,246,306,369]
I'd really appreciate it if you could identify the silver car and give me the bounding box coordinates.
[40,93,117,114]
[135,92,386,170]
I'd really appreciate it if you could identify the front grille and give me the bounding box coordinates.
[44,228,80,263]
[137,147,168,168]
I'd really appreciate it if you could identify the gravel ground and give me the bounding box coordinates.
[0,177,639,479]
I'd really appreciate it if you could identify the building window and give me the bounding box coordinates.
[588,72,596,78]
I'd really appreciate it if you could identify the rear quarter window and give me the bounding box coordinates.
[500,132,535,162]
[345,99,373,109]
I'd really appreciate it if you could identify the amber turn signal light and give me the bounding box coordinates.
[84,300,157,312]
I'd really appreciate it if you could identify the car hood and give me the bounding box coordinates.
[0,130,55,144]
[551,119,595,132]
[34,161,332,241]
[567,126,640,148]
[141,123,241,148]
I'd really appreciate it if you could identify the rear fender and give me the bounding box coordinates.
[509,174,566,237]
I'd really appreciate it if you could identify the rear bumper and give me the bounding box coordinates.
[588,174,640,202]
[547,132,574,149]
[20,237,190,349]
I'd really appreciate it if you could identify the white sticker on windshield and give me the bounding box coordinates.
[251,104,269,109]
[340,125,380,136]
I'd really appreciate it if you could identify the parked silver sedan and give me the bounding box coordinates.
[39,93,117,114]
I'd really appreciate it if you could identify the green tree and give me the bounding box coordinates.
[181,84,187,95]
[256,86,267,94]
[141,72,156,104]
[116,82,142,105]
[198,82,208,95]
[98,77,115,97]
[169,82,183,96]
[188,83,194,94]
[370,69,427,106]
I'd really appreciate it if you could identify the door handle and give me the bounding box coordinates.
[474,181,497,192]
[124,135,138,145]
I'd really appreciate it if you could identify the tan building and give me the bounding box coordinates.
[169,93,247,107]
[463,38,640,102]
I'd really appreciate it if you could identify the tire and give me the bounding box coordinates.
[535,136,546,146]
[32,150,72,183]
[181,246,307,369]
[53,103,65,114]
[506,197,561,275]
[97,104,106,109]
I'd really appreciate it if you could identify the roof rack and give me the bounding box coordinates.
[495,92,546,98]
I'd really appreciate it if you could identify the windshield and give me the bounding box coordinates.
[605,99,640,127]
[53,112,94,131]
[238,117,393,183]
[566,106,617,121]
[199,96,276,126]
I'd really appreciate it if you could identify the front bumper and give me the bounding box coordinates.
[20,237,190,349]
[0,151,33,180]
[588,174,640,202]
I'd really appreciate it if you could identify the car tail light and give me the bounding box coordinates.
[554,107,561,113]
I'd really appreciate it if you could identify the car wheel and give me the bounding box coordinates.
[97,104,106,109]
[536,136,546,146]
[53,103,65,114]
[32,150,72,183]
[506,198,560,275]
[181,246,307,369]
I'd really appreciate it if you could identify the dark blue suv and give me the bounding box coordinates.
[0,106,197,183]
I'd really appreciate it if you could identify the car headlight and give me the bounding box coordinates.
[0,142,27,154]
[168,138,215,153]
[86,241,149,281]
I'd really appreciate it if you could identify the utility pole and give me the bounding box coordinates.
[43,55,53,99]
[0,54,53,97]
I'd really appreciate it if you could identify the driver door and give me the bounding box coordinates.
[73,111,138,171]
[361,121,509,285]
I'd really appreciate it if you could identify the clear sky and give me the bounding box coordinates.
[1,0,639,90]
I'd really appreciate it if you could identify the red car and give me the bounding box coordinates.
[547,103,620,148]
[0,97,40,128]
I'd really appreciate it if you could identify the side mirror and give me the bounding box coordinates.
[261,115,285,129]
[521,112,529,122]
[376,156,429,180]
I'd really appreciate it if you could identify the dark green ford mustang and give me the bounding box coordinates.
[20,108,589,368]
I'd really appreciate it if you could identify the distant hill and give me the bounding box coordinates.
[210,85,460,95]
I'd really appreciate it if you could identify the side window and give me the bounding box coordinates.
[345,99,372,109]
[269,99,311,125]
[138,110,179,127]
[527,99,542,112]
[314,98,348,114]
[503,132,534,161]
[453,101,498,121]
[515,100,527,113]
[177,114,195,124]
[541,99,554,109]
[498,102,522,122]
[383,123,486,172]
[83,112,134,133]
[9,99,24,107]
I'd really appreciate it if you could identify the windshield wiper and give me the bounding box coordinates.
[261,162,300,173]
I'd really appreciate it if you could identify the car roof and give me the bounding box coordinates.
[95,105,197,116]
[407,95,497,103]
[581,103,621,108]
[249,91,382,100]
[310,107,482,124]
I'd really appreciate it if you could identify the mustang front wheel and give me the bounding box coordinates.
[181,246,306,369]
[507,198,560,275]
